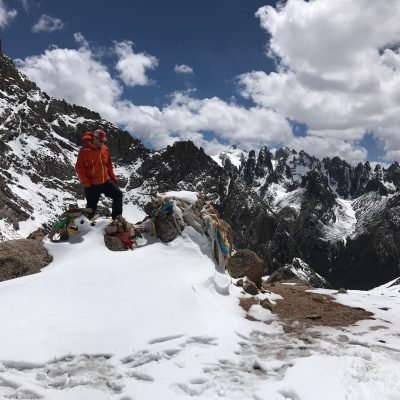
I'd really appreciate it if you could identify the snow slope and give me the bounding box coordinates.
[211,145,247,169]
[0,211,399,399]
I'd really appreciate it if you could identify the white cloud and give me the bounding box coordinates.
[16,36,296,155]
[32,14,64,33]
[174,64,193,74]
[0,0,17,28]
[116,92,294,151]
[114,40,158,87]
[239,0,400,162]
[289,136,368,164]
[16,36,122,119]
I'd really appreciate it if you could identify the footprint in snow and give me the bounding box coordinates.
[127,370,154,382]
[148,334,184,344]
[186,335,218,346]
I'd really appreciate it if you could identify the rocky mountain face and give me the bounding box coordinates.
[1,53,400,290]
[0,52,148,238]
[230,146,400,290]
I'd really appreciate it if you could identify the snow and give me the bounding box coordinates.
[291,164,310,183]
[163,190,199,204]
[0,211,400,399]
[211,145,247,169]
[273,186,305,212]
[211,154,223,167]
[322,198,357,243]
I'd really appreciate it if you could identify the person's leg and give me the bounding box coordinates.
[85,185,101,219]
[102,180,123,219]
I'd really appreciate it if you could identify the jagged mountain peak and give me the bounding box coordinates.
[274,146,292,160]
[235,144,399,200]
[211,144,248,169]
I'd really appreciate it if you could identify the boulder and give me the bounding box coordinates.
[27,230,46,241]
[0,239,53,282]
[243,280,259,295]
[155,214,182,243]
[266,258,332,288]
[266,267,300,283]
[260,298,274,311]
[227,249,263,287]
[104,235,129,251]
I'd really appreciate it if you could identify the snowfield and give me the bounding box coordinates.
[0,208,399,399]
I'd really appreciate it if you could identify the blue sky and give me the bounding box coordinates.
[4,0,272,105]
[2,0,400,164]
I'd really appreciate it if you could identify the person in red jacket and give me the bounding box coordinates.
[75,129,123,220]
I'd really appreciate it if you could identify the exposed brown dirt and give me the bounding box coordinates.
[240,279,374,328]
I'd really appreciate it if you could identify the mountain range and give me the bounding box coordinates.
[1,52,399,290]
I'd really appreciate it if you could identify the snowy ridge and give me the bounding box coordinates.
[272,186,305,213]
[0,218,400,399]
[352,192,393,233]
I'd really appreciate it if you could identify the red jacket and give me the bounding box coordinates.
[75,142,117,187]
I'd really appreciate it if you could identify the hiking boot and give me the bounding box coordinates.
[113,215,127,224]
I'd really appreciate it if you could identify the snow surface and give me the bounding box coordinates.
[163,190,199,204]
[0,209,400,399]
[273,186,305,212]
[322,198,357,243]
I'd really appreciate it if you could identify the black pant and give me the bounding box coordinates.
[85,180,123,219]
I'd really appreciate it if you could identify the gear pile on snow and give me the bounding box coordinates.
[139,192,235,273]
[104,216,137,251]
[139,193,205,243]
[47,206,93,242]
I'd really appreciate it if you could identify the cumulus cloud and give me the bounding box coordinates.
[32,14,64,33]
[115,92,293,151]
[289,135,368,164]
[114,40,158,87]
[239,0,400,162]
[16,35,295,155]
[174,64,193,74]
[16,35,122,119]
[0,0,17,28]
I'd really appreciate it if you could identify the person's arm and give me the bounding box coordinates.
[75,151,91,187]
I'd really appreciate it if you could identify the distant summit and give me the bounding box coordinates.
[211,144,248,169]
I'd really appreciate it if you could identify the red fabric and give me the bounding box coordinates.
[75,142,117,187]
[111,231,134,249]
[81,131,93,140]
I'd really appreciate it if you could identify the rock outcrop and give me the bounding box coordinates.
[266,258,332,289]
[0,239,53,281]
[227,249,263,287]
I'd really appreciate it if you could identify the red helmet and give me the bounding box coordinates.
[81,131,93,140]
[93,129,107,142]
